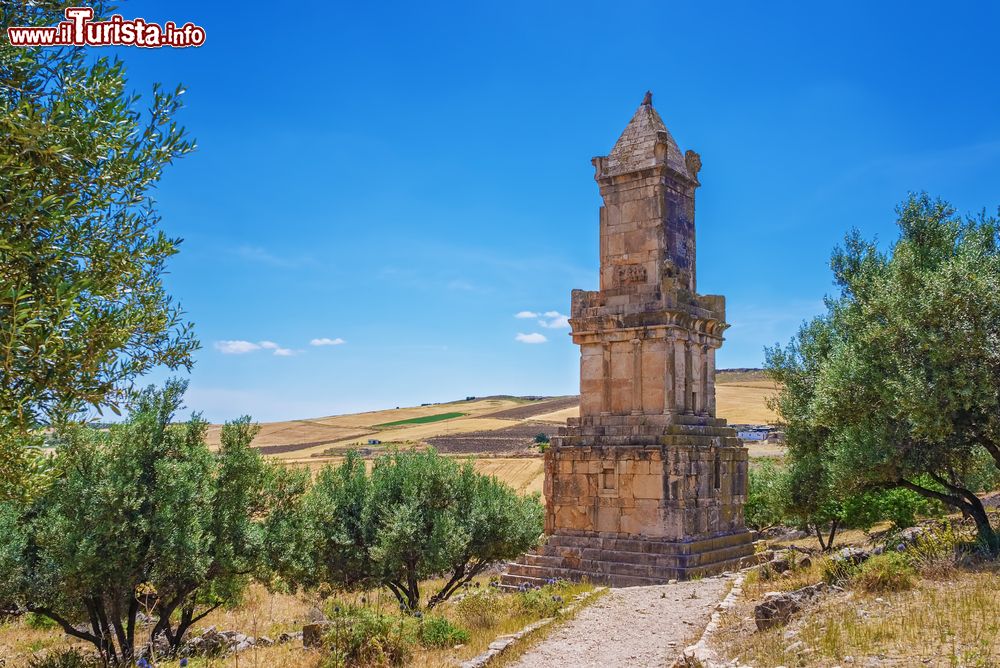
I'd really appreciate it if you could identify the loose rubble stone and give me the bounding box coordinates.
[834,547,870,566]
[302,621,331,648]
[754,583,827,630]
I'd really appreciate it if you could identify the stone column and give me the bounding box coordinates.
[706,346,717,417]
[664,333,676,414]
[698,346,709,415]
[684,342,694,415]
[631,338,642,415]
[674,338,687,414]
[601,342,611,415]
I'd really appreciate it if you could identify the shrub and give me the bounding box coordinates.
[26,612,57,629]
[853,552,916,593]
[455,590,504,629]
[821,557,860,585]
[28,650,100,668]
[745,461,789,531]
[516,587,565,618]
[907,523,965,576]
[323,606,414,667]
[418,615,469,648]
[534,433,550,444]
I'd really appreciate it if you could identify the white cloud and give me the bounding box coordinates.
[515,332,548,344]
[310,337,346,347]
[515,311,538,319]
[538,312,570,329]
[215,339,298,356]
[215,340,261,355]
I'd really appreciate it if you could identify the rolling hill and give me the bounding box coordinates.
[206,371,780,495]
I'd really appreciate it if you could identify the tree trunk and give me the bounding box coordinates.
[814,524,827,551]
[899,477,1000,557]
[826,519,840,552]
[968,502,1000,557]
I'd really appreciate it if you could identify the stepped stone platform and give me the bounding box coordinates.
[502,530,756,588]
[500,412,759,588]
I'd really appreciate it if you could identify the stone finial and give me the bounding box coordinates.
[684,150,702,180]
[642,90,653,106]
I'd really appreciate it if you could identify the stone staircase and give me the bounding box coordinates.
[501,530,758,589]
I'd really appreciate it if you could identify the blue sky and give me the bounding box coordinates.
[101,0,1000,422]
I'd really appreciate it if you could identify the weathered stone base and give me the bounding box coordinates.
[501,529,757,588]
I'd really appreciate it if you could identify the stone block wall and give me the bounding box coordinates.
[543,435,748,541]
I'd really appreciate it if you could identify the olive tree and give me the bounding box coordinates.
[767,194,1000,554]
[0,381,300,663]
[0,1,197,498]
[304,449,543,611]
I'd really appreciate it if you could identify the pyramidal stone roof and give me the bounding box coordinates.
[601,92,690,179]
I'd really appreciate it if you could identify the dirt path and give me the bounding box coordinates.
[510,576,733,668]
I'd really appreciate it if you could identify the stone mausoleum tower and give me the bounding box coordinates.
[504,93,755,586]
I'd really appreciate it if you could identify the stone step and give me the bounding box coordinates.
[498,530,760,589]
[520,554,678,579]
[503,562,673,588]
[501,549,763,588]
[533,542,756,574]
[545,531,752,556]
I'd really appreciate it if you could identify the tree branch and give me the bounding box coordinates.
[897,478,970,512]
[31,606,101,646]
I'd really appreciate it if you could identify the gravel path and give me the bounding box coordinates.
[510,577,733,668]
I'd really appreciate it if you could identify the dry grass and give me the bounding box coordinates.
[0,585,322,668]
[718,519,1000,668]
[0,579,599,668]
[720,565,1000,667]
[0,619,93,665]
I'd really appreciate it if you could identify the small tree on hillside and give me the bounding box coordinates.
[304,449,543,611]
[767,194,1000,554]
[0,381,299,663]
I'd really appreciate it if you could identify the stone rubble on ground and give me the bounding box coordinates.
[753,583,827,631]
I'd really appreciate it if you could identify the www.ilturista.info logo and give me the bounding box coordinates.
[7,7,206,48]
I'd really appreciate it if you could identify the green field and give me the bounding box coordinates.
[374,412,467,428]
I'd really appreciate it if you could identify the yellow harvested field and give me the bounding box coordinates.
[715,381,779,424]
[279,417,519,459]
[529,406,579,423]
[472,457,545,495]
[350,417,516,445]
[204,421,368,449]
[280,454,545,497]
[205,397,527,451]
[205,373,779,462]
